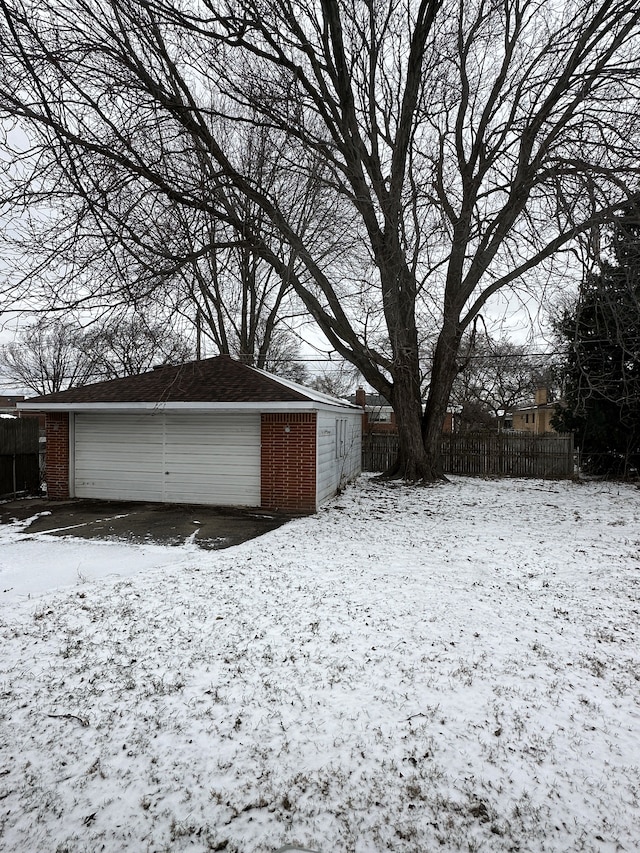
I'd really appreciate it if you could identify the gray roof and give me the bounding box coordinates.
[21,356,355,408]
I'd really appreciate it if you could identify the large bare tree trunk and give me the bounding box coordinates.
[421,317,463,479]
[386,355,430,481]
[376,255,432,480]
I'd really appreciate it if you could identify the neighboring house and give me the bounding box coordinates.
[19,356,362,513]
[353,387,396,433]
[353,387,454,434]
[511,386,557,435]
[0,394,25,417]
[0,394,46,428]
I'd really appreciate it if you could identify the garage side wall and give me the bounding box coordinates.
[261,413,316,513]
[45,412,70,500]
[316,409,362,506]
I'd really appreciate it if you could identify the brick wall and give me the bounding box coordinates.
[45,412,70,500]
[261,413,316,513]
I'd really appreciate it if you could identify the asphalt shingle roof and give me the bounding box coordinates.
[23,356,315,405]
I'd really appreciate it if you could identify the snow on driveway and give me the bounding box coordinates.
[0,530,187,604]
[0,476,639,852]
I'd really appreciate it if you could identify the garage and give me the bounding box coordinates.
[20,355,362,513]
[73,411,261,506]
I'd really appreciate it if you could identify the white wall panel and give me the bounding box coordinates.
[316,410,362,506]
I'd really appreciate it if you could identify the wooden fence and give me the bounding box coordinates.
[0,418,40,498]
[362,431,575,479]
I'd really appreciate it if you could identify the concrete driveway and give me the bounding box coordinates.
[0,497,291,550]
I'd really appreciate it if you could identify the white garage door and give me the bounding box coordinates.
[74,412,261,506]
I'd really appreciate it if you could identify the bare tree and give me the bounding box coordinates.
[0,319,97,395]
[1,116,320,374]
[252,325,310,383]
[1,0,639,479]
[0,316,192,394]
[108,122,321,369]
[310,360,360,400]
[82,316,193,379]
[450,335,550,430]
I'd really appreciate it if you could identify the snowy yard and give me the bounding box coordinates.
[1,475,639,853]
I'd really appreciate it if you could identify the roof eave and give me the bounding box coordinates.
[18,400,360,414]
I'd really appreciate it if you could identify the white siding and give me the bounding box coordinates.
[316,409,362,506]
[74,412,261,506]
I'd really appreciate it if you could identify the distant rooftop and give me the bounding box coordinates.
[0,395,26,408]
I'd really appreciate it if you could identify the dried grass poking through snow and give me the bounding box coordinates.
[1,476,639,852]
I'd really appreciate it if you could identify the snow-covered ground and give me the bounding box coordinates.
[1,475,639,853]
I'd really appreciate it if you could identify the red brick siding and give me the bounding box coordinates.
[45,412,70,500]
[261,413,316,513]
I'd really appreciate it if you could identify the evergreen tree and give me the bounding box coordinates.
[553,214,640,477]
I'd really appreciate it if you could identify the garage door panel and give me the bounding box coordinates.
[75,459,164,475]
[162,454,259,470]
[75,448,164,465]
[75,416,160,501]
[77,427,164,438]
[163,414,260,505]
[75,483,164,501]
[165,428,259,443]
[76,473,164,488]
[74,412,261,505]
[165,485,259,503]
